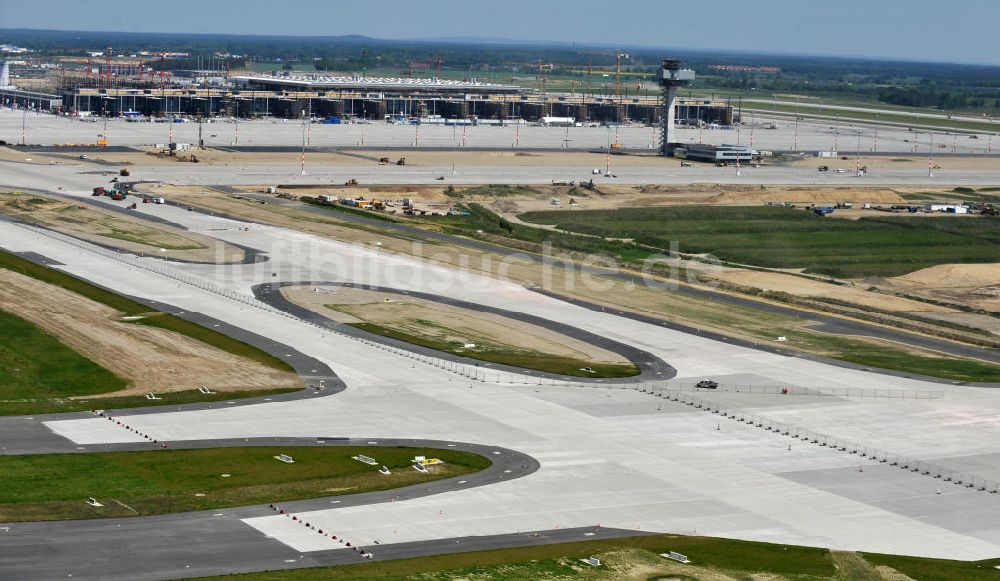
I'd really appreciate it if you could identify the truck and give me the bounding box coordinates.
[695,380,719,389]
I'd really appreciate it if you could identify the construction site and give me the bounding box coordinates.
[3,48,733,127]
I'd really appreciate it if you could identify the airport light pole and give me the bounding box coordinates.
[735,120,742,177]
[20,105,26,146]
[833,111,839,152]
[793,96,799,150]
[928,132,934,178]
[300,110,307,176]
[873,114,879,152]
[855,128,862,176]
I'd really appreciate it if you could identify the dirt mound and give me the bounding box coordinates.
[895,263,1000,288]
[5,197,58,212]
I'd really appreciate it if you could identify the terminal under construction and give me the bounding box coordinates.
[45,71,733,127]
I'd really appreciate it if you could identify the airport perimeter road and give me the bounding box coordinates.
[0,437,542,581]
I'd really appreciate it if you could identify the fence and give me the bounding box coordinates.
[636,385,999,496]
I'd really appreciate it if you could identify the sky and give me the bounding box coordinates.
[2,0,997,65]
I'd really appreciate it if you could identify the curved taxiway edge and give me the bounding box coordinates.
[254,280,677,383]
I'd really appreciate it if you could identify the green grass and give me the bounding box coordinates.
[0,387,301,417]
[863,553,1000,581]
[351,322,639,378]
[0,249,294,373]
[426,203,652,265]
[0,446,489,522]
[453,184,545,199]
[518,205,1000,278]
[798,331,1000,383]
[98,228,207,250]
[193,533,999,581]
[0,309,127,401]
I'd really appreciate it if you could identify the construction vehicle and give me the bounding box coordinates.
[695,380,719,389]
[378,157,389,165]
[345,178,359,186]
[396,157,406,166]
[119,168,130,176]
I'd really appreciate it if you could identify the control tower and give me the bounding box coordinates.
[0,60,11,89]
[659,58,695,155]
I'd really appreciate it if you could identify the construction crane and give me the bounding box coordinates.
[536,61,548,92]
[431,55,444,80]
[579,49,630,105]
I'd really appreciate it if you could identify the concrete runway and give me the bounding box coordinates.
[2,125,1000,576]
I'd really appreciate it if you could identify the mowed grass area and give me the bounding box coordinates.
[351,322,639,378]
[519,206,1000,278]
[0,387,301,417]
[195,534,1000,580]
[0,446,489,522]
[0,248,294,373]
[0,309,128,401]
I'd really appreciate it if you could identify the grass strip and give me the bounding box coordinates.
[351,322,639,378]
[0,248,294,373]
[0,446,490,522]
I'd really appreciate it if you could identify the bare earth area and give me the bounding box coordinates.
[0,269,301,396]
[882,263,1000,313]
[708,269,956,314]
[282,284,629,365]
[0,191,244,263]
